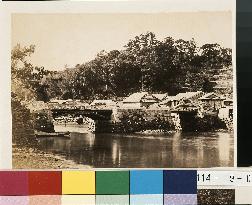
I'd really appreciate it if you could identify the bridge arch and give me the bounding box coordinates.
[50,108,113,133]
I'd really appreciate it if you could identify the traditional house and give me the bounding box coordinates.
[199,93,226,110]
[152,93,168,101]
[122,92,160,108]
[90,100,117,109]
[218,106,233,120]
[171,100,204,118]
[218,98,233,120]
[174,91,203,102]
[171,101,199,112]
[158,91,203,109]
[158,96,180,108]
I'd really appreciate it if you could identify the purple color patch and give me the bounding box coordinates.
[164,194,197,205]
[0,196,29,205]
[0,171,28,196]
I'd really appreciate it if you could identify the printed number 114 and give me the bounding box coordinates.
[197,173,211,182]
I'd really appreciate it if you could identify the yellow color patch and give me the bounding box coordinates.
[62,171,95,194]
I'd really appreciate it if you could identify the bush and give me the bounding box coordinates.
[113,113,174,133]
[33,112,54,133]
[12,95,38,147]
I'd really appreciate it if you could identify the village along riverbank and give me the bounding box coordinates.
[41,92,232,134]
[12,91,233,168]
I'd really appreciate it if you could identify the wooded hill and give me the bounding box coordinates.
[12,32,232,102]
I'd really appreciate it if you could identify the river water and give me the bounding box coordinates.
[38,126,234,168]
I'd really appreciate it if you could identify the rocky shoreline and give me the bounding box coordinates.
[13,146,91,169]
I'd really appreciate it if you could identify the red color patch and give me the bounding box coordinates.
[0,171,28,196]
[28,171,61,195]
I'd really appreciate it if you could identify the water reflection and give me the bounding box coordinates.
[218,132,233,167]
[112,139,121,166]
[38,128,234,168]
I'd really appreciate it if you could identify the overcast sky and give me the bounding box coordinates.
[12,12,232,71]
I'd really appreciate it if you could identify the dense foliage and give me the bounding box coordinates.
[12,32,232,102]
[43,32,232,100]
[12,94,38,147]
[113,113,175,133]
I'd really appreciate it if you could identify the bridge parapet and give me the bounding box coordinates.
[50,108,113,121]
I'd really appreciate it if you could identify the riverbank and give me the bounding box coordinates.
[13,146,91,169]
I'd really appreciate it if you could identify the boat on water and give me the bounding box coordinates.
[35,131,70,138]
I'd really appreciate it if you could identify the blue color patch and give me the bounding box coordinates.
[130,170,163,194]
[164,170,197,194]
[130,194,163,205]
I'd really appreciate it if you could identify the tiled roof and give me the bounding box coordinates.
[175,91,202,100]
[199,92,225,100]
[152,94,167,100]
[123,92,148,103]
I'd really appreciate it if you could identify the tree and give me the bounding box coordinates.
[40,32,232,100]
[200,43,223,69]
[11,44,52,101]
[12,93,38,147]
[125,32,159,91]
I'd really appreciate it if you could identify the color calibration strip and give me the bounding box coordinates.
[0,170,239,204]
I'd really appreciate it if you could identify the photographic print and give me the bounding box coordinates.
[11,11,234,169]
[197,189,235,205]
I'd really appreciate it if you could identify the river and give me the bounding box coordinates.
[38,126,234,168]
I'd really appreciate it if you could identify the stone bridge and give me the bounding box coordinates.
[49,105,203,133]
[51,108,113,120]
[50,108,114,132]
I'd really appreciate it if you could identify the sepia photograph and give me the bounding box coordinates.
[11,11,234,169]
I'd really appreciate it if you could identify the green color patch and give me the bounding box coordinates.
[96,171,129,195]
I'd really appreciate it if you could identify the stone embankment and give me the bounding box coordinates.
[108,108,227,133]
